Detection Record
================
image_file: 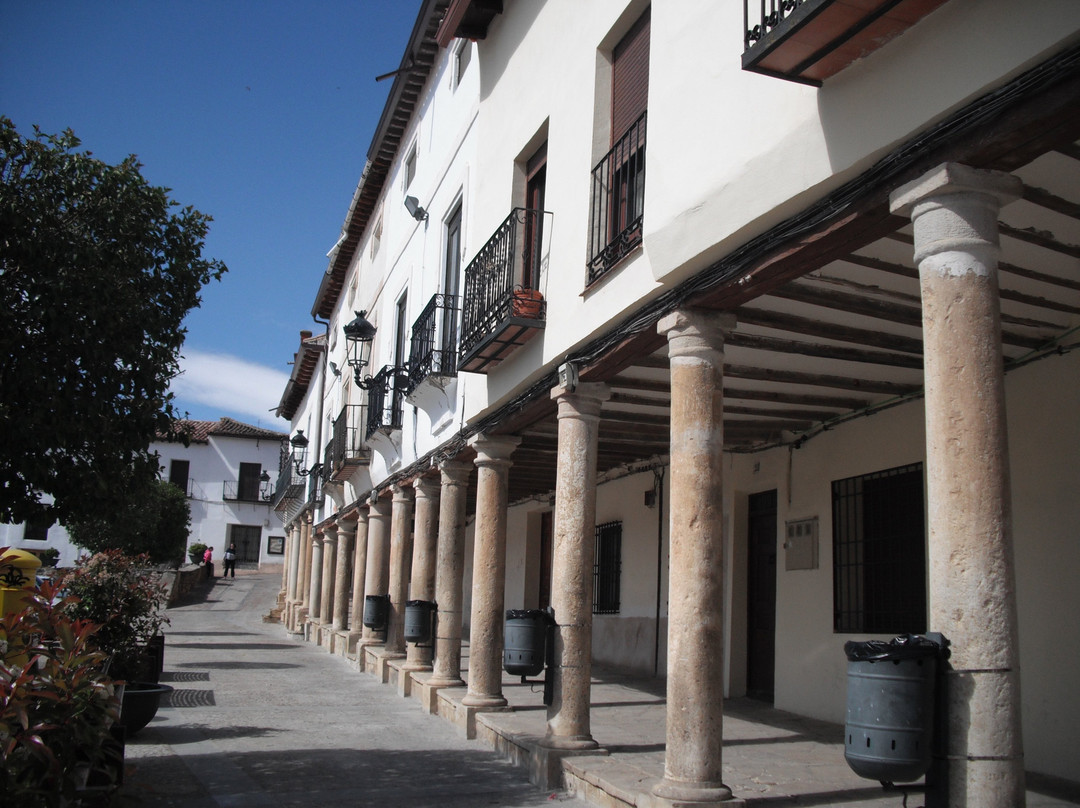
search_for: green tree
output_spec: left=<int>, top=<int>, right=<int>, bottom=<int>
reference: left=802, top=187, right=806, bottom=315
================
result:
left=66, top=478, right=192, bottom=566
left=0, top=118, right=226, bottom=527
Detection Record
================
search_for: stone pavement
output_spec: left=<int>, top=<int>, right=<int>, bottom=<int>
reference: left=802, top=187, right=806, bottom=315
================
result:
left=123, top=573, right=1080, bottom=808
left=118, top=572, right=588, bottom=807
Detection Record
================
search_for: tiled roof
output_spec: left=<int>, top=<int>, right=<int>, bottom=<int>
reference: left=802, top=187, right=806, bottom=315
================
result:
left=161, top=418, right=287, bottom=445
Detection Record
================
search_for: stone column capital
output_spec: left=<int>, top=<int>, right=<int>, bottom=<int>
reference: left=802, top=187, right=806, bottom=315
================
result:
left=658, top=309, right=736, bottom=364
left=468, top=433, right=520, bottom=469
left=391, top=482, right=415, bottom=504
left=438, top=459, right=473, bottom=487
left=551, top=382, right=610, bottom=422
left=413, top=474, right=440, bottom=501
left=335, top=516, right=356, bottom=537
left=369, top=494, right=393, bottom=518
left=890, top=162, right=1022, bottom=266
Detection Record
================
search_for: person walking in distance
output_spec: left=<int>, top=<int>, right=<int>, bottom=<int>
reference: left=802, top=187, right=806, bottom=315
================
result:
left=223, top=543, right=237, bottom=578
left=203, top=545, right=214, bottom=578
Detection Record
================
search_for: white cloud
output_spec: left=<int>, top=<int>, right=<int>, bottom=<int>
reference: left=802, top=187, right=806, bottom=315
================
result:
left=171, top=349, right=290, bottom=427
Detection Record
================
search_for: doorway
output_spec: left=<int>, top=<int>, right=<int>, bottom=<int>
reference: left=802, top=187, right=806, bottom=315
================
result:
left=746, top=489, right=777, bottom=702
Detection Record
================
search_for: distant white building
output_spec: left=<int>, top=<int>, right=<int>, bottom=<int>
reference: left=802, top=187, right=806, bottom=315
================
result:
left=1, top=417, right=289, bottom=569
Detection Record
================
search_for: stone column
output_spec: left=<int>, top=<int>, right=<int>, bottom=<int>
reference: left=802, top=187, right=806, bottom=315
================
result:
left=384, top=483, right=415, bottom=658
left=278, top=530, right=290, bottom=605
left=350, top=507, right=370, bottom=636
left=361, top=495, right=392, bottom=645
left=462, top=434, right=520, bottom=708
left=333, top=515, right=355, bottom=632
left=890, top=163, right=1024, bottom=808
left=654, top=309, right=738, bottom=806
left=308, top=530, right=324, bottom=622
left=429, top=459, right=473, bottom=687
left=297, top=516, right=314, bottom=630
left=319, top=523, right=338, bottom=625
left=544, top=382, right=610, bottom=750
left=404, top=474, right=439, bottom=671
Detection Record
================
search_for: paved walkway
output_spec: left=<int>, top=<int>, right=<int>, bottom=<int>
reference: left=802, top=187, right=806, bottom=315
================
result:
left=123, top=573, right=1080, bottom=808
left=119, top=572, right=588, bottom=807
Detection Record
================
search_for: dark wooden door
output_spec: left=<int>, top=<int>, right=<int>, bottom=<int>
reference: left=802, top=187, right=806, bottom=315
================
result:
left=747, top=489, right=777, bottom=702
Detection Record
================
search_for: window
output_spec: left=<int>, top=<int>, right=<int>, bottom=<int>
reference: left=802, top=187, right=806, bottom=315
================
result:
left=404, top=142, right=417, bottom=189
left=833, top=463, right=926, bottom=634
left=169, top=459, right=190, bottom=495
left=237, top=462, right=262, bottom=502
left=371, top=216, right=382, bottom=258
left=454, top=40, right=472, bottom=88
left=227, top=524, right=262, bottom=563
left=588, top=9, right=649, bottom=283
left=593, top=520, right=622, bottom=614
left=23, top=515, right=51, bottom=542
left=523, top=143, right=547, bottom=290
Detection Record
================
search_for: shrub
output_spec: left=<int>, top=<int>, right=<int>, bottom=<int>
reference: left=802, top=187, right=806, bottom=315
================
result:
left=0, top=581, right=121, bottom=807
left=57, top=551, right=169, bottom=682
left=29, top=547, right=60, bottom=567
left=187, top=542, right=208, bottom=565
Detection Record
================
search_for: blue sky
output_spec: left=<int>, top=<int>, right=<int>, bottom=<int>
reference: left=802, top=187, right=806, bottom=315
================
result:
left=1, top=0, right=421, bottom=430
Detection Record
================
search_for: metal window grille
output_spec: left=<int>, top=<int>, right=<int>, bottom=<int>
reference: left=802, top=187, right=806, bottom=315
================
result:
left=593, top=520, right=622, bottom=615
left=407, top=293, right=459, bottom=393
left=832, top=463, right=926, bottom=634
left=588, top=112, right=647, bottom=284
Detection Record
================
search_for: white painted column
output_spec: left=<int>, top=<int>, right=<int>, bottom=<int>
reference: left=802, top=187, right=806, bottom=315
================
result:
left=891, top=162, right=1024, bottom=808
left=429, top=459, right=472, bottom=687
left=544, top=382, right=610, bottom=750
left=462, top=434, right=520, bottom=708
left=653, top=309, right=739, bottom=806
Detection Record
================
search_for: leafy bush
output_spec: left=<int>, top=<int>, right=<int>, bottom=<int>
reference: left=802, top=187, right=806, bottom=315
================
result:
left=1, top=581, right=121, bottom=807
left=29, top=547, right=60, bottom=567
left=57, top=551, right=169, bottom=682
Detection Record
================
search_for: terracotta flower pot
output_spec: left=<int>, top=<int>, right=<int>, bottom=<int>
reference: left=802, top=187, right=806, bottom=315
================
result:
left=512, top=288, right=543, bottom=318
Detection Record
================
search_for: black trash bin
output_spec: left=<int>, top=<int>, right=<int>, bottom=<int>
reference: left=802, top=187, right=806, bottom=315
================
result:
left=844, top=634, right=943, bottom=784
left=363, top=594, right=390, bottom=630
left=404, top=599, right=436, bottom=643
left=504, top=609, right=551, bottom=677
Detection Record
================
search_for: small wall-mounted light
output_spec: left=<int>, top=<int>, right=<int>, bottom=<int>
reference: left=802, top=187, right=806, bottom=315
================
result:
left=328, top=361, right=342, bottom=378
left=404, top=195, right=428, bottom=222
left=557, top=361, right=579, bottom=392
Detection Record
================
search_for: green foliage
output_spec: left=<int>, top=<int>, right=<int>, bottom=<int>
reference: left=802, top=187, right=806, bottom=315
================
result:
left=67, top=479, right=191, bottom=566
left=1, top=581, right=121, bottom=807
left=0, top=117, right=227, bottom=528
left=28, top=547, right=60, bottom=567
left=187, top=542, right=208, bottom=565
left=57, top=551, right=169, bottom=682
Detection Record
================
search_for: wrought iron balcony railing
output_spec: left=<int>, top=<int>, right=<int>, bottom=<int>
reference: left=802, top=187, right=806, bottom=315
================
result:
left=407, top=294, right=459, bottom=394
left=330, top=404, right=370, bottom=480
left=458, top=208, right=548, bottom=374
left=365, top=365, right=410, bottom=440
left=588, top=112, right=646, bottom=285
left=223, top=479, right=263, bottom=503
left=272, top=449, right=304, bottom=511
left=742, top=0, right=950, bottom=85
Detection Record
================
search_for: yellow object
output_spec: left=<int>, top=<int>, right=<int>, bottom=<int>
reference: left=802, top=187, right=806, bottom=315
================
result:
left=0, top=547, right=42, bottom=617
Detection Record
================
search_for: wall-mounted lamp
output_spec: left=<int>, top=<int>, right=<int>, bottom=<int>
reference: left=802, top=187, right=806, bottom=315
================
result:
left=259, top=470, right=274, bottom=501
left=404, top=195, right=428, bottom=222
left=343, top=311, right=378, bottom=389
left=328, top=361, right=342, bottom=378
left=557, top=361, right=579, bottom=392
left=290, top=431, right=315, bottom=476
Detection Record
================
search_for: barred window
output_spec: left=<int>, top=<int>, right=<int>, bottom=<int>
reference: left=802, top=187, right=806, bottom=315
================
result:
left=833, top=463, right=926, bottom=634
left=593, top=520, right=622, bottom=615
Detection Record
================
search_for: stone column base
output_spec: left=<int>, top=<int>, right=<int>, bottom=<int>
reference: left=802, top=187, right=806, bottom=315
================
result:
left=412, top=671, right=463, bottom=715
left=649, top=780, right=744, bottom=808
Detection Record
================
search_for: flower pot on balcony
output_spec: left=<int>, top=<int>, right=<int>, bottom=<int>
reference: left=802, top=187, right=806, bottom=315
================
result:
left=512, top=288, right=543, bottom=319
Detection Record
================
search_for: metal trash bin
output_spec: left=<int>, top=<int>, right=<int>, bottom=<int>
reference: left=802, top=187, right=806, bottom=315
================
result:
left=504, top=609, right=551, bottom=677
left=844, top=634, right=943, bottom=784
left=362, top=594, right=390, bottom=630
left=404, top=599, right=436, bottom=643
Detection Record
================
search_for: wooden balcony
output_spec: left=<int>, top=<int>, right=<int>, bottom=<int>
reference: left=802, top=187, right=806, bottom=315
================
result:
left=743, top=0, right=951, bottom=86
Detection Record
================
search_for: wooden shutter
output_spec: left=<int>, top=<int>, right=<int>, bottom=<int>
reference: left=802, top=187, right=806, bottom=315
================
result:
left=611, top=9, right=650, bottom=142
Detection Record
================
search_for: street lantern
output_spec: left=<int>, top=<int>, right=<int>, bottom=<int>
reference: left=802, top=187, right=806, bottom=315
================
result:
left=259, top=470, right=273, bottom=501
left=343, top=310, right=377, bottom=389
left=290, top=430, right=310, bottom=476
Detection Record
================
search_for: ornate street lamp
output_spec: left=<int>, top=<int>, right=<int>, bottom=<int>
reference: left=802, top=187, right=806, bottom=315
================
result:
left=290, top=430, right=312, bottom=476
left=343, top=310, right=377, bottom=389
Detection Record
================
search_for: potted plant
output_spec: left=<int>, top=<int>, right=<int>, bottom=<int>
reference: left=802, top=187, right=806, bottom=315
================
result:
left=30, top=546, right=61, bottom=568
left=57, top=551, right=173, bottom=734
left=511, top=286, right=544, bottom=319
left=187, top=542, right=207, bottom=566
left=0, top=580, right=123, bottom=805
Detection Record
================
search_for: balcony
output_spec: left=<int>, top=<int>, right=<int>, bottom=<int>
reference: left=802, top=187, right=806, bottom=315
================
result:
left=406, top=294, right=459, bottom=395
left=329, top=404, right=370, bottom=481
left=588, top=112, right=646, bottom=285
left=223, top=479, right=264, bottom=503
left=272, top=450, right=304, bottom=513
left=459, top=208, right=549, bottom=374
left=742, top=0, right=950, bottom=86
left=365, top=365, right=410, bottom=440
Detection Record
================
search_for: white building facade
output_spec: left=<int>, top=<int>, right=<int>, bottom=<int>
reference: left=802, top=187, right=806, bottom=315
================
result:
left=277, top=1, right=1080, bottom=802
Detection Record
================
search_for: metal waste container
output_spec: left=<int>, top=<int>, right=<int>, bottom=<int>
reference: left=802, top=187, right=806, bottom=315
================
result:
left=362, top=594, right=390, bottom=630
left=404, top=599, right=436, bottom=643
left=844, top=634, right=943, bottom=784
left=504, top=609, right=551, bottom=677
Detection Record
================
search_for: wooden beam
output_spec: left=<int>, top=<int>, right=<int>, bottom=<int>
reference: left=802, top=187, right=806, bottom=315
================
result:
left=735, top=305, right=924, bottom=354
left=726, top=331, right=923, bottom=369
left=726, top=364, right=919, bottom=396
